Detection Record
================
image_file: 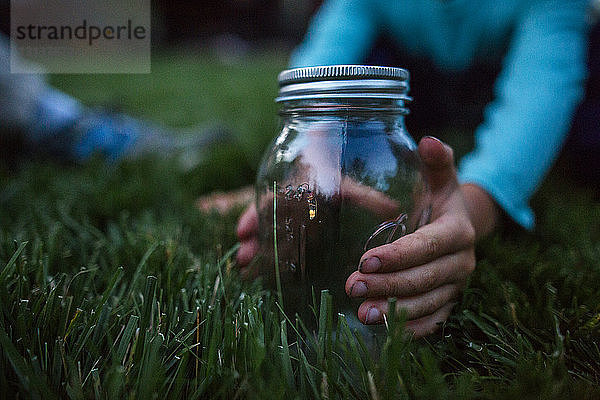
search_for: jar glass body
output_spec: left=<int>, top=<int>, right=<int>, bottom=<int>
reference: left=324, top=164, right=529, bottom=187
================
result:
left=256, top=98, right=430, bottom=323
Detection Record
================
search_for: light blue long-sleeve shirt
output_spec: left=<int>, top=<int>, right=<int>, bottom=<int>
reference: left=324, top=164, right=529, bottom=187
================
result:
left=290, top=0, right=590, bottom=229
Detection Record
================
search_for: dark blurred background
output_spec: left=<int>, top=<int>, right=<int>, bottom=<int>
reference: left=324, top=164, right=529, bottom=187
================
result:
left=0, top=0, right=323, bottom=50
left=156, top=0, right=321, bottom=44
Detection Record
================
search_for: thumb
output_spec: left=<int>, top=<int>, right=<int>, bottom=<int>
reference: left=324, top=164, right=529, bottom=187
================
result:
left=418, top=136, right=458, bottom=193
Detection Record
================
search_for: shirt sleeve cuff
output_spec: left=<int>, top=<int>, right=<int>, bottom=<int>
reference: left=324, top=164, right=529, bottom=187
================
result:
left=458, top=170, right=535, bottom=231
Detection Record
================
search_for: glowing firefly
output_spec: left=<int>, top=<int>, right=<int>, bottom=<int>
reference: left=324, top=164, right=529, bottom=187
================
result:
left=306, top=190, right=317, bottom=220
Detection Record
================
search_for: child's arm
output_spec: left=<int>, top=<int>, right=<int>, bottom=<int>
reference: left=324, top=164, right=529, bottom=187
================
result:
left=289, top=0, right=379, bottom=67
left=458, top=0, right=589, bottom=229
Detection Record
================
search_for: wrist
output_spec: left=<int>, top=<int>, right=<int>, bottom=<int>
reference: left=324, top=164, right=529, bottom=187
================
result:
left=460, top=183, right=500, bottom=240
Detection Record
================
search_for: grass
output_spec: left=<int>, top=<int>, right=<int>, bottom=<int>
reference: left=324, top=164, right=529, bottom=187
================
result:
left=1, top=50, right=600, bottom=398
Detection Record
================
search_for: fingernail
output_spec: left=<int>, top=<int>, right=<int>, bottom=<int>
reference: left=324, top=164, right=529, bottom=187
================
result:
left=350, top=281, right=368, bottom=297
left=365, top=307, right=381, bottom=324
left=359, top=257, right=381, bottom=273
left=423, top=135, right=445, bottom=147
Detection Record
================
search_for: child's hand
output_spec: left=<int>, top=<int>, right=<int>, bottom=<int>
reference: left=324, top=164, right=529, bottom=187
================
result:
left=344, top=137, right=483, bottom=337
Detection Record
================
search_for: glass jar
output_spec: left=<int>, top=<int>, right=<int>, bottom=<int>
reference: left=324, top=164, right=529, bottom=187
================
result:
left=256, top=65, right=430, bottom=327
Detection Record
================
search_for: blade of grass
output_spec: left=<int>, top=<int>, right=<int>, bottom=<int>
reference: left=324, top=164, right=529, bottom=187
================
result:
left=117, top=315, right=139, bottom=365
left=280, top=319, right=295, bottom=388
left=0, top=241, right=28, bottom=283
left=0, top=325, right=58, bottom=400
left=273, top=181, right=284, bottom=309
left=317, top=290, right=333, bottom=366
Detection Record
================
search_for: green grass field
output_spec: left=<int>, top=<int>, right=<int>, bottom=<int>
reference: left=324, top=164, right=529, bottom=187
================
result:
left=1, top=51, right=600, bottom=398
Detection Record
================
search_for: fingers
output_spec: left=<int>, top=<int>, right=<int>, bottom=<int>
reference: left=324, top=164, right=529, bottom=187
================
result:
left=236, top=205, right=259, bottom=269
left=196, top=186, right=254, bottom=214
left=405, top=302, right=455, bottom=338
left=236, top=204, right=258, bottom=240
left=357, top=284, right=460, bottom=322
left=359, top=214, right=475, bottom=273
left=347, top=250, right=475, bottom=298
left=236, top=237, right=259, bottom=267
left=417, top=136, right=457, bottom=194
left=358, top=298, right=457, bottom=338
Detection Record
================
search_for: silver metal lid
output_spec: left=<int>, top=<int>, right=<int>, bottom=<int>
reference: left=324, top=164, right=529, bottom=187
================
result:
left=276, top=65, right=410, bottom=103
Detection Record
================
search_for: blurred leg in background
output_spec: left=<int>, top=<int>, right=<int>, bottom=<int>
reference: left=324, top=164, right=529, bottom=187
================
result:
left=0, top=32, right=228, bottom=167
